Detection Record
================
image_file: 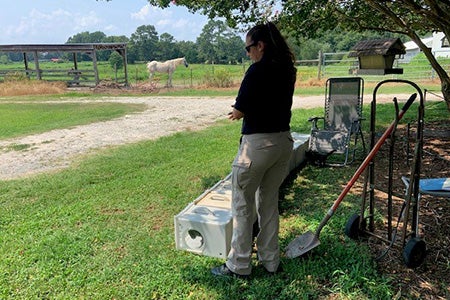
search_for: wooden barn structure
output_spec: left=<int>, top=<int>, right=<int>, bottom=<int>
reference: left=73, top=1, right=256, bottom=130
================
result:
left=0, top=43, right=128, bottom=86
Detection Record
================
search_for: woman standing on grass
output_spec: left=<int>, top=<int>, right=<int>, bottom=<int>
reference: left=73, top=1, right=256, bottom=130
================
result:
left=211, top=22, right=297, bottom=278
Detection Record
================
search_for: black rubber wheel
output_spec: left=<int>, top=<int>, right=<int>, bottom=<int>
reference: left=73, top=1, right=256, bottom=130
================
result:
left=344, top=214, right=364, bottom=239
left=403, top=237, right=426, bottom=268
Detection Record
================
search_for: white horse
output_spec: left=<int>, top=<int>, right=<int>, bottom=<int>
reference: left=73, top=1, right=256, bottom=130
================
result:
left=146, top=57, right=188, bottom=87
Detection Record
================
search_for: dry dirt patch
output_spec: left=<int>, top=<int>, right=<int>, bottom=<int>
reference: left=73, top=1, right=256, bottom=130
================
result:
left=367, top=121, right=450, bottom=299
left=0, top=95, right=334, bottom=180
left=0, top=94, right=438, bottom=180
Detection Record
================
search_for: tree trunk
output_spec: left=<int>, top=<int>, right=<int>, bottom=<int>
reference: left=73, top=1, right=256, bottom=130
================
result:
left=441, top=79, right=450, bottom=111
left=409, top=34, right=450, bottom=111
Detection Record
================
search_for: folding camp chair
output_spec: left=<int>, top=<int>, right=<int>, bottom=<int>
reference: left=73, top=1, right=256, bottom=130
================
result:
left=308, top=77, right=366, bottom=166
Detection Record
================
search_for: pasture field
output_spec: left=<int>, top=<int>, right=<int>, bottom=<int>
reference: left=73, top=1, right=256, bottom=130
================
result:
left=0, top=60, right=249, bottom=88
left=1, top=57, right=447, bottom=93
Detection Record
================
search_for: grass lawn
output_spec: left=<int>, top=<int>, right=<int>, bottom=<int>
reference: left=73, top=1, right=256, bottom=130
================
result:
left=0, top=102, right=146, bottom=139
left=0, top=88, right=448, bottom=298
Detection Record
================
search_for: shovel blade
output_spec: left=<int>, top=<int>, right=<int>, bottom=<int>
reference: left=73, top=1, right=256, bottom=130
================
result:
left=285, top=231, right=320, bottom=258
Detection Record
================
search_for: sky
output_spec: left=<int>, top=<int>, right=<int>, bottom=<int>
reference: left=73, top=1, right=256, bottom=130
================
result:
left=0, top=0, right=210, bottom=44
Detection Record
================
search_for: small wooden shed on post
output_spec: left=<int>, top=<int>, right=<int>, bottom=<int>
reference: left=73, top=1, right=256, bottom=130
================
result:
left=349, top=38, right=406, bottom=75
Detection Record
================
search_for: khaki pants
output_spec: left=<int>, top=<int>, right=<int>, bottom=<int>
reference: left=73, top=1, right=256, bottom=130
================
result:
left=226, top=131, right=293, bottom=275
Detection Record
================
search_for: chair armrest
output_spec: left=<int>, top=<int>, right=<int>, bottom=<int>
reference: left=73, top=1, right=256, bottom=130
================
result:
left=308, top=116, right=324, bottom=130
left=350, top=117, right=365, bottom=128
left=350, top=117, right=365, bottom=122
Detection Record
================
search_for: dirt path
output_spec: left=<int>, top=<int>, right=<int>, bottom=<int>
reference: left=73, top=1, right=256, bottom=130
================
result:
left=0, top=94, right=435, bottom=180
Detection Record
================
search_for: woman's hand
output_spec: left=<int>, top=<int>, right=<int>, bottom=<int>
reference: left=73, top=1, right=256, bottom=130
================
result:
left=228, top=108, right=244, bottom=120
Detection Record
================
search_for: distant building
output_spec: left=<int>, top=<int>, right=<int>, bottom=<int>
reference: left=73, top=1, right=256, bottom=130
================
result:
left=431, top=32, right=450, bottom=58
left=403, top=32, right=450, bottom=62
left=403, top=37, right=433, bottom=62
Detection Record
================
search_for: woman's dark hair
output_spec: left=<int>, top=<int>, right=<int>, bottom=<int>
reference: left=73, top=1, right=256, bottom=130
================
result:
left=247, top=22, right=296, bottom=66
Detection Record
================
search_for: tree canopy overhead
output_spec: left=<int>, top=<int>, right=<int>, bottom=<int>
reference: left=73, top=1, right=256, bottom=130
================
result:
left=142, top=0, right=450, bottom=109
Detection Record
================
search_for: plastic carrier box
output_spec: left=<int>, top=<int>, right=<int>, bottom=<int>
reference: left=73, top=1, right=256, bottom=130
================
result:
left=174, top=133, right=310, bottom=258
left=174, top=174, right=233, bottom=259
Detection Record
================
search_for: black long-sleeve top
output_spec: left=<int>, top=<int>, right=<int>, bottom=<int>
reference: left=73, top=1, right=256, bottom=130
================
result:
left=233, top=56, right=296, bottom=134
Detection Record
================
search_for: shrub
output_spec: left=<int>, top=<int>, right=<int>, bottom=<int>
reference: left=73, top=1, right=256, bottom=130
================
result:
left=203, top=69, right=233, bottom=88
left=4, top=71, right=29, bottom=82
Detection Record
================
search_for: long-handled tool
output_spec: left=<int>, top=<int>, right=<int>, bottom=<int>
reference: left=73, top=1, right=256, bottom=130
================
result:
left=285, top=93, right=417, bottom=258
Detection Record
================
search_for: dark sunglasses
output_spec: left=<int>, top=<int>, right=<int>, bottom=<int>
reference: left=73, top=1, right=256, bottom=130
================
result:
left=245, top=42, right=257, bottom=52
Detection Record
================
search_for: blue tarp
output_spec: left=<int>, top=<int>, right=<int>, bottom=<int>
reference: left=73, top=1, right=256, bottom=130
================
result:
left=419, top=178, right=450, bottom=192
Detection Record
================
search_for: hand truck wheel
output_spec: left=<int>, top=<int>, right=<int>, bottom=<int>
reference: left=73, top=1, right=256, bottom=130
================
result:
left=403, top=237, right=426, bottom=268
left=345, top=214, right=366, bottom=239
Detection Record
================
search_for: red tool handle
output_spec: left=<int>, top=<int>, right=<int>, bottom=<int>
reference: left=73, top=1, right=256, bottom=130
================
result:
left=330, top=93, right=417, bottom=211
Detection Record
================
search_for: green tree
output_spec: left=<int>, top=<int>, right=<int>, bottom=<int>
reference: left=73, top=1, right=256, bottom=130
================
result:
left=143, top=0, right=450, bottom=110
left=103, top=35, right=129, bottom=43
left=318, top=29, right=399, bottom=53
left=220, top=35, right=246, bottom=64
left=158, top=33, right=180, bottom=59
left=291, top=37, right=331, bottom=61
left=66, top=31, right=108, bottom=61
left=109, top=51, right=124, bottom=70
left=176, top=40, right=199, bottom=63
left=108, top=51, right=124, bottom=80
left=129, top=25, right=159, bottom=62
left=196, top=20, right=220, bottom=63
left=67, top=31, right=107, bottom=43
left=98, top=35, right=130, bottom=62
left=196, top=19, right=245, bottom=64
left=0, top=55, right=10, bottom=64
